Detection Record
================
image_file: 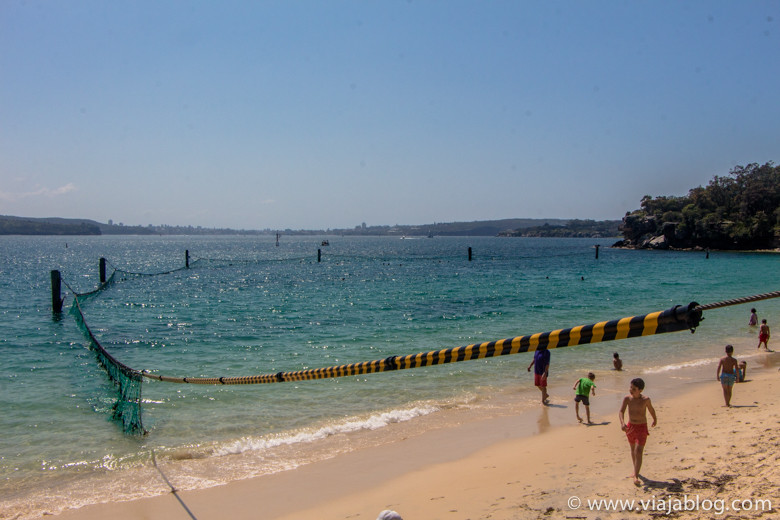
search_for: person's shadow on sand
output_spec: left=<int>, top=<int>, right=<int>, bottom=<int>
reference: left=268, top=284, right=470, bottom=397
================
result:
left=583, top=421, right=610, bottom=427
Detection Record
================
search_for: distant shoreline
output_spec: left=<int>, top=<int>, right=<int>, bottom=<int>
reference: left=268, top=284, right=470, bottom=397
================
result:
left=0, top=214, right=618, bottom=238
left=611, top=244, right=780, bottom=254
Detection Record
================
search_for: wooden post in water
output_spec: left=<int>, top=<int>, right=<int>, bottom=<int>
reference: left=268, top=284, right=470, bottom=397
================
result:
left=99, top=257, right=107, bottom=284
left=468, top=247, right=472, bottom=261
left=318, top=249, right=322, bottom=262
left=706, top=248, right=710, bottom=259
left=185, top=250, right=190, bottom=268
left=595, top=245, right=600, bottom=259
left=51, top=270, right=63, bottom=313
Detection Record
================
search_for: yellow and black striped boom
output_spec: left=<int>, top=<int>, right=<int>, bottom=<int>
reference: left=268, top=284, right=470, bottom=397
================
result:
left=142, top=301, right=703, bottom=385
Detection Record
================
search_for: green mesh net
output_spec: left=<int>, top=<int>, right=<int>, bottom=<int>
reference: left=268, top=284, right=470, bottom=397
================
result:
left=69, top=272, right=146, bottom=435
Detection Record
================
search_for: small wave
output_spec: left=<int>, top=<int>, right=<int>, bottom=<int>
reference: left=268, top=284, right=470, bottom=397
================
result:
left=213, top=405, right=438, bottom=457
left=730, top=350, right=768, bottom=361
left=642, top=358, right=715, bottom=374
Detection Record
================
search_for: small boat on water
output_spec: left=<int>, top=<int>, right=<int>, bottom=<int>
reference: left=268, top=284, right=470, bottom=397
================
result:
left=321, top=240, right=330, bottom=246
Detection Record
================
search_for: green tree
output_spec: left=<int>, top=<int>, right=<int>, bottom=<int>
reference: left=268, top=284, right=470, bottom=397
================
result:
left=625, top=161, right=779, bottom=249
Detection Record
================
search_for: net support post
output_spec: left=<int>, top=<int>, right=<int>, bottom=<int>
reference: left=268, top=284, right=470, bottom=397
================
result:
left=468, top=247, right=472, bottom=261
left=99, top=258, right=107, bottom=284
left=51, top=270, right=63, bottom=313
left=185, top=250, right=190, bottom=269
left=318, top=249, right=321, bottom=262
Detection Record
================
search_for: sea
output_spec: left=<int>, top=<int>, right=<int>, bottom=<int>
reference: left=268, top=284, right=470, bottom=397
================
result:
left=1, top=235, right=778, bottom=519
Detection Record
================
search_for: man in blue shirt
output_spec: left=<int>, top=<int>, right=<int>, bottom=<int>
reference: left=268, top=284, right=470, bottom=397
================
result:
left=527, top=348, right=551, bottom=404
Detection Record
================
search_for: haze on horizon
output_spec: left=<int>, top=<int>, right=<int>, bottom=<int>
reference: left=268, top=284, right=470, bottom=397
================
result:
left=2, top=1, right=778, bottom=231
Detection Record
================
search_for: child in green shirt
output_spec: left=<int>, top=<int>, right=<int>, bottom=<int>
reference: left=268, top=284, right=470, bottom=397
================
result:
left=573, top=372, right=596, bottom=424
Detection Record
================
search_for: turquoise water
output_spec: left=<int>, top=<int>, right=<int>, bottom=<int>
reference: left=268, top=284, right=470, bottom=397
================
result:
left=1, top=235, right=778, bottom=518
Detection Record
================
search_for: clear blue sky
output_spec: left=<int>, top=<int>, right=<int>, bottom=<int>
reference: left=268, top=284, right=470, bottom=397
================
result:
left=2, top=1, right=778, bottom=230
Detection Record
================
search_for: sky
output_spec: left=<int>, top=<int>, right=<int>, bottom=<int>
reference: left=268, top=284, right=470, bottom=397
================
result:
left=1, top=1, right=778, bottom=231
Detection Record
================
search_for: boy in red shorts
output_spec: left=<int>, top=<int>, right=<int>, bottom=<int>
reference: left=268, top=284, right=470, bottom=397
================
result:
left=619, top=378, right=657, bottom=486
left=527, top=348, right=551, bottom=404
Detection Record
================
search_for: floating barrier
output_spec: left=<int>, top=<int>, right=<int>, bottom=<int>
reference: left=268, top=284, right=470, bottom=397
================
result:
left=141, top=302, right=703, bottom=385
left=54, top=252, right=780, bottom=435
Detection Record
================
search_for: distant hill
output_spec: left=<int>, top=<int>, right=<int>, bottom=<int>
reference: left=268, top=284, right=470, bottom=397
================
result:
left=497, top=219, right=621, bottom=238
left=332, top=218, right=571, bottom=237
left=0, top=215, right=102, bottom=235
left=0, top=216, right=263, bottom=236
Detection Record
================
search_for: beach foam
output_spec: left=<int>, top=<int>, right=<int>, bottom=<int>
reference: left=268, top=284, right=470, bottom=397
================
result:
left=212, top=404, right=439, bottom=457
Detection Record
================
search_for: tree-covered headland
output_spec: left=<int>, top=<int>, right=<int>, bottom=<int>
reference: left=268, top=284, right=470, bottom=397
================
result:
left=615, top=162, right=780, bottom=250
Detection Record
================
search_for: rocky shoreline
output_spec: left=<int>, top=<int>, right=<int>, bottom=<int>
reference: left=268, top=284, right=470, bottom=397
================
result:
left=612, top=213, right=780, bottom=251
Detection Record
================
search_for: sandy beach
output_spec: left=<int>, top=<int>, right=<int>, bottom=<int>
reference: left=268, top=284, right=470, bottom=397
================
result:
left=51, top=349, right=779, bottom=520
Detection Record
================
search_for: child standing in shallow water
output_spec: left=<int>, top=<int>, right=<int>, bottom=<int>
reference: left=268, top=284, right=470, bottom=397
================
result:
left=757, top=319, right=770, bottom=351
left=619, top=378, right=657, bottom=487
